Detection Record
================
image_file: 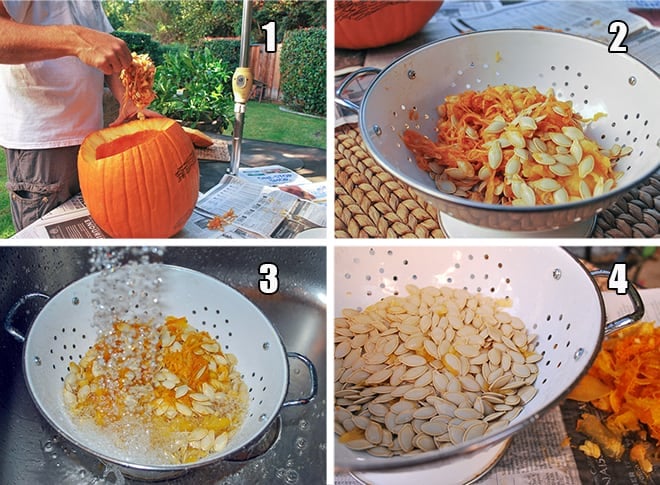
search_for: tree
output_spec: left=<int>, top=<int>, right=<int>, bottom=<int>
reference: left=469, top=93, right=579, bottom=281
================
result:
left=104, top=0, right=326, bottom=45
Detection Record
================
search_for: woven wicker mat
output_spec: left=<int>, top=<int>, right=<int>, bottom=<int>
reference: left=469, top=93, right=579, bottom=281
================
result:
left=335, top=124, right=660, bottom=239
left=195, top=140, right=230, bottom=162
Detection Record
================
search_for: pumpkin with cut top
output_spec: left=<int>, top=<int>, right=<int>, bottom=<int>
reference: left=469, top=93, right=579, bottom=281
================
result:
left=78, top=118, right=199, bottom=238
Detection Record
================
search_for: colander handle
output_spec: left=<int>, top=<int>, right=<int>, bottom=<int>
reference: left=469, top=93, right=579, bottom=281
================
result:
left=282, top=352, right=318, bottom=408
left=4, top=292, right=50, bottom=343
left=335, top=67, right=381, bottom=112
left=590, top=269, right=645, bottom=335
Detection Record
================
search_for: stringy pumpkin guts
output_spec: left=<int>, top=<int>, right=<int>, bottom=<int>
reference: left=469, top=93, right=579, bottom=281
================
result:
left=120, top=52, right=157, bottom=121
left=568, top=321, right=660, bottom=473
left=403, top=85, right=629, bottom=206
left=62, top=316, right=249, bottom=464
left=207, top=209, right=237, bottom=231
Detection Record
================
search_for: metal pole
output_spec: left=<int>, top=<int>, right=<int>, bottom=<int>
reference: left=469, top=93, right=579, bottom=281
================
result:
left=229, top=0, right=254, bottom=176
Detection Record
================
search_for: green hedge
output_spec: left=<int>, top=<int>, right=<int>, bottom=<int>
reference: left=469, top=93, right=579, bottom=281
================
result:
left=280, top=28, right=326, bottom=117
left=112, top=31, right=165, bottom=65
left=150, top=47, right=233, bottom=132
left=202, top=39, right=241, bottom=71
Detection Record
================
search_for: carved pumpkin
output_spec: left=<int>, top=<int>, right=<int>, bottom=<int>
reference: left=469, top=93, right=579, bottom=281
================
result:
left=335, top=1, right=443, bottom=50
left=78, top=118, right=199, bottom=238
left=182, top=126, right=214, bottom=148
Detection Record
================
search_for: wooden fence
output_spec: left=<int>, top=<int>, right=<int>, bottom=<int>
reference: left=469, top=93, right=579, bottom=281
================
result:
left=249, top=43, right=282, bottom=102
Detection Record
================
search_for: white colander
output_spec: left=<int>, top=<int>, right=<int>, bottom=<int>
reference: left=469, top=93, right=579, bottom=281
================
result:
left=5, top=265, right=317, bottom=480
left=336, top=29, right=660, bottom=237
left=334, top=246, right=643, bottom=476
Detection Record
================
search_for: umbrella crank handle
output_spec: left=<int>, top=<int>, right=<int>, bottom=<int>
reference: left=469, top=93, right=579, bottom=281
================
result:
left=590, top=269, right=645, bottom=336
left=232, top=67, right=253, bottom=104
left=4, top=292, right=49, bottom=343
left=282, top=352, right=318, bottom=408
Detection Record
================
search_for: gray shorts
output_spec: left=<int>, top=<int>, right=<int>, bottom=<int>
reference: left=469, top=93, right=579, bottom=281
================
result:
left=5, top=145, right=81, bottom=231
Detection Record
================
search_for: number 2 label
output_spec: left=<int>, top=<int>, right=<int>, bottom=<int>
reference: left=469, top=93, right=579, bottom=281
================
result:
left=608, top=20, right=629, bottom=53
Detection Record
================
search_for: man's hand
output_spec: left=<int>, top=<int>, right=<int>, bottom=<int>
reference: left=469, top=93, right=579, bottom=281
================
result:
left=72, top=26, right=132, bottom=75
left=110, top=106, right=162, bottom=127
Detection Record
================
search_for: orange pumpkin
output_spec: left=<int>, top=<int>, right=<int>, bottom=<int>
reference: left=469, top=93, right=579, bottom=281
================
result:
left=182, top=126, right=214, bottom=148
left=335, top=1, right=443, bottom=50
left=78, top=118, right=199, bottom=238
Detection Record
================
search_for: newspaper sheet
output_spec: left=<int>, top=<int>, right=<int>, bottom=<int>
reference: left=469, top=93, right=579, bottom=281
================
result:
left=12, top=174, right=326, bottom=240
left=336, top=288, right=660, bottom=484
left=452, top=0, right=660, bottom=70
left=238, top=165, right=328, bottom=204
left=11, top=195, right=108, bottom=239
left=335, top=0, right=660, bottom=127
left=178, top=174, right=326, bottom=239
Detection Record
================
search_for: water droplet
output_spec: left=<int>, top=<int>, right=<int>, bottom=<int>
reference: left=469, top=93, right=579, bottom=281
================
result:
left=262, top=342, right=270, bottom=350
left=298, top=419, right=309, bottom=431
left=43, top=441, right=54, bottom=453
left=284, top=469, right=299, bottom=484
left=295, top=437, right=307, bottom=450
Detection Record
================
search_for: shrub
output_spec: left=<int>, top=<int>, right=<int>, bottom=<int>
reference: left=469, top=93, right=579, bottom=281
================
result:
left=150, top=47, right=234, bottom=132
left=202, top=39, right=241, bottom=71
left=202, top=39, right=241, bottom=92
left=112, top=31, right=165, bottom=65
left=279, top=28, right=326, bottom=117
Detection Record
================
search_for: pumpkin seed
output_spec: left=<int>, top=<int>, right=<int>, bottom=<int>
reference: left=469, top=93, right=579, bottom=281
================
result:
left=532, top=152, right=556, bottom=166
left=485, top=120, right=507, bottom=133
left=570, top=139, right=583, bottom=163
left=548, top=132, right=572, bottom=147
left=335, top=284, right=540, bottom=457
left=578, top=155, right=595, bottom=178
left=488, top=141, right=503, bottom=169
left=532, top=178, right=561, bottom=192
left=562, top=126, right=585, bottom=141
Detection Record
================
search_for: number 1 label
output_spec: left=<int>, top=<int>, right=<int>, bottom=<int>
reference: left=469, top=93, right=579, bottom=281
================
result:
left=262, top=21, right=277, bottom=53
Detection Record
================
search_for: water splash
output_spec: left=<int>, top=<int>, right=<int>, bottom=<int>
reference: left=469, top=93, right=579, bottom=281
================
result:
left=87, top=247, right=167, bottom=331
left=88, top=247, right=165, bottom=273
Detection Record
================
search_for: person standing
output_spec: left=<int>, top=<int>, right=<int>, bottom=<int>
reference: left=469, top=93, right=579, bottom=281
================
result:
left=0, top=0, right=154, bottom=231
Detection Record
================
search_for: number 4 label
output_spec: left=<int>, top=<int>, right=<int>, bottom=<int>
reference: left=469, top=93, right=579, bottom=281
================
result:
left=608, top=262, right=629, bottom=295
left=259, top=263, right=279, bottom=294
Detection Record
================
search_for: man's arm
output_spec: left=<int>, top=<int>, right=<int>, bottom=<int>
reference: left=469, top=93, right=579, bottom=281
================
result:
left=105, top=72, right=162, bottom=126
left=0, top=4, right=131, bottom=74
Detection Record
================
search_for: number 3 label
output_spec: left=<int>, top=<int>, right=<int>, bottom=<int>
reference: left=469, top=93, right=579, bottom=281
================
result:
left=608, top=20, right=629, bottom=53
left=608, top=262, right=629, bottom=295
left=259, top=263, right=279, bottom=294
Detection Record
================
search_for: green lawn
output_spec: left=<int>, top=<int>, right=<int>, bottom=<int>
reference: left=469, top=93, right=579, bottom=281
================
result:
left=0, top=102, right=326, bottom=238
left=242, top=101, right=325, bottom=149
left=0, top=150, right=13, bottom=238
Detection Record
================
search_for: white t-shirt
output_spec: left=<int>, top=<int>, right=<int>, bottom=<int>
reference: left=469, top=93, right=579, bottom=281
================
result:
left=0, top=1, right=114, bottom=149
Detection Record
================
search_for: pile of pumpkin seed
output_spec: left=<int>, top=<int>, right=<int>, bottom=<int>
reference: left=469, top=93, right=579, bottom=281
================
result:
left=335, top=285, right=542, bottom=457
left=425, top=87, right=631, bottom=206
